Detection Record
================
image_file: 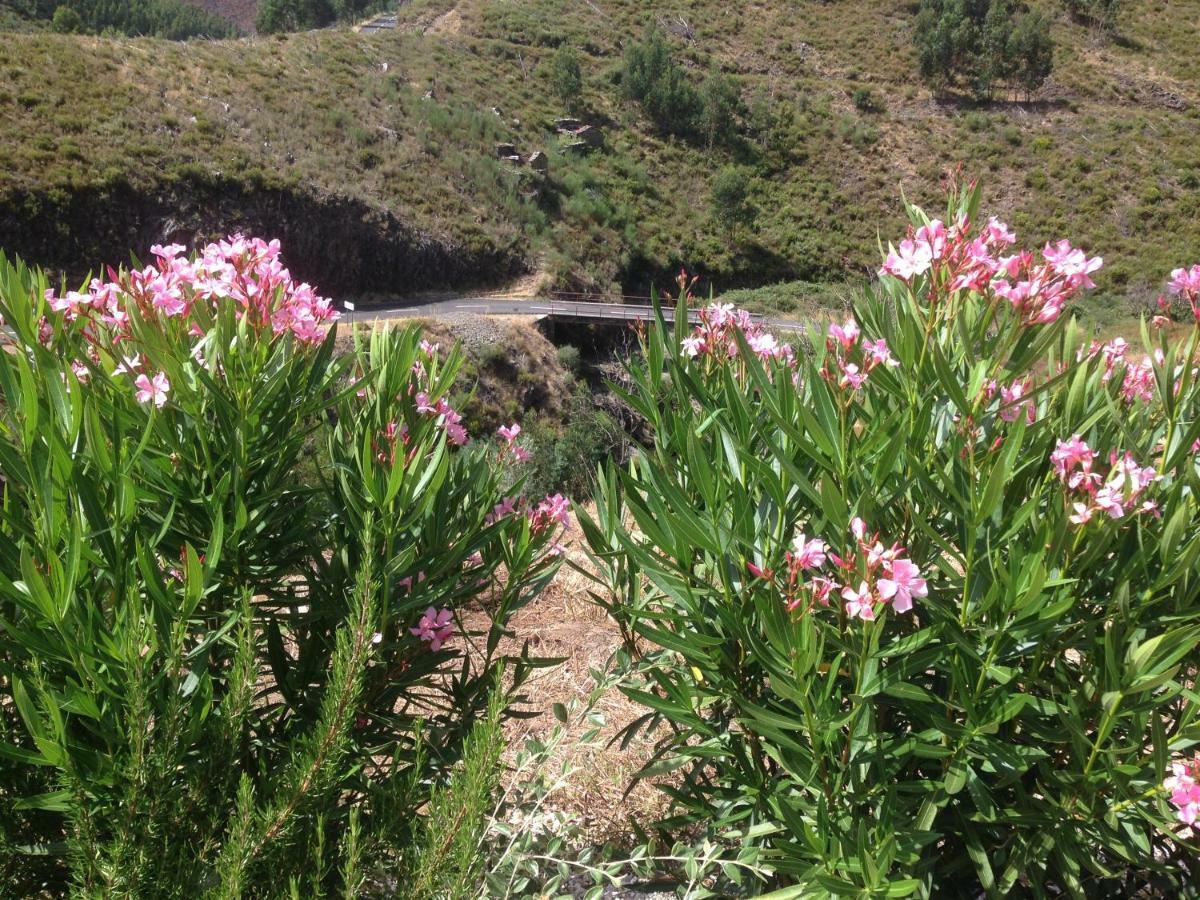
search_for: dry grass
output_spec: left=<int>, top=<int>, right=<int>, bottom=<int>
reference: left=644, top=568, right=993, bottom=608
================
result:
left=466, top=507, right=671, bottom=846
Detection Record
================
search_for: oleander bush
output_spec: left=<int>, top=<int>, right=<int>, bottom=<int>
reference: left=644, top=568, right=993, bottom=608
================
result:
left=0, top=239, right=566, bottom=896
left=578, top=182, right=1200, bottom=895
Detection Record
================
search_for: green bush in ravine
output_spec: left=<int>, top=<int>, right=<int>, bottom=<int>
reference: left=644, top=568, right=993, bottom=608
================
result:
left=577, top=183, right=1200, bottom=895
left=0, top=239, right=567, bottom=896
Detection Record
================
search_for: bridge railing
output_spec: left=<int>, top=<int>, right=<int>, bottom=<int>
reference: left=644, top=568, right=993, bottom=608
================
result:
left=538, top=295, right=766, bottom=326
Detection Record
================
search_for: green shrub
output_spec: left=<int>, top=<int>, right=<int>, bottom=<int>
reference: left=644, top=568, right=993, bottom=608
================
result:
left=49, top=5, right=81, bottom=33
left=851, top=86, right=880, bottom=113
left=524, top=393, right=625, bottom=499
left=555, top=343, right=582, bottom=375
left=0, top=240, right=565, bottom=895
left=548, top=44, right=583, bottom=110
left=699, top=66, right=743, bottom=148
left=620, top=27, right=701, bottom=138
left=577, top=183, right=1200, bottom=894
left=710, top=165, right=754, bottom=229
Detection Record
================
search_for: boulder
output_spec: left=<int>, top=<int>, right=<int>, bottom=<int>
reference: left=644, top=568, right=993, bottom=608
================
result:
left=573, top=125, right=603, bottom=147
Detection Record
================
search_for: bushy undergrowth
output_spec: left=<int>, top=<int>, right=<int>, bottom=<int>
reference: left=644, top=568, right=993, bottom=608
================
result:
left=0, top=239, right=567, bottom=896
left=578, top=183, right=1200, bottom=895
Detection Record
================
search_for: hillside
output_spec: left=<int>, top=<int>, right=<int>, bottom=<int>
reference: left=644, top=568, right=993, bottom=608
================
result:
left=0, top=0, right=1198, bottom=305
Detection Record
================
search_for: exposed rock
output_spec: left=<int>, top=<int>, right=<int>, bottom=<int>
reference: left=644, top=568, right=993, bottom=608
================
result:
left=554, top=117, right=583, bottom=131
left=0, top=176, right=523, bottom=298
left=527, top=150, right=549, bottom=173
left=572, top=125, right=603, bottom=147
left=495, top=142, right=518, bottom=158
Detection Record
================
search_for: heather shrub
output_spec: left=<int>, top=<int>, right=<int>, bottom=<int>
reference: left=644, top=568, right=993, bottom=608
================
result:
left=578, top=182, right=1200, bottom=894
left=0, top=239, right=565, bottom=895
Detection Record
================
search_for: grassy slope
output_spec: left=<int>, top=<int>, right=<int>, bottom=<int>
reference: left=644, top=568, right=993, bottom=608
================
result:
left=0, top=0, right=1198, bottom=305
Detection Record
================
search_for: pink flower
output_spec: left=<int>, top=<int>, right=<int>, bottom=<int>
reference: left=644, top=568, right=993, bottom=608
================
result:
left=135, top=371, right=170, bottom=408
left=914, top=220, right=948, bottom=259
left=1050, top=435, right=1095, bottom=485
left=748, top=332, right=781, bottom=359
left=837, top=362, right=866, bottom=390
left=850, top=517, right=867, bottom=543
left=151, top=242, right=186, bottom=260
left=809, top=576, right=837, bottom=607
left=882, top=238, right=934, bottom=280
left=791, top=533, right=827, bottom=570
left=1165, top=755, right=1200, bottom=826
left=435, top=399, right=469, bottom=446
left=497, top=423, right=521, bottom=443
left=1043, top=239, right=1103, bottom=289
left=985, top=217, right=1016, bottom=246
left=486, top=496, right=517, bottom=524
left=828, top=319, right=860, bottom=350
left=681, top=334, right=705, bottom=357
left=998, top=381, right=1036, bottom=424
left=842, top=581, right=875, bottom=621
left=410, top=607, right=454, bottom=652
left=877, top=557, right=926, bottom=614
left=862, top=339, right=898, bottom=369
left=1168, top=264, right=1200, bottom=299
left=530, top=493, right=571, bottom=533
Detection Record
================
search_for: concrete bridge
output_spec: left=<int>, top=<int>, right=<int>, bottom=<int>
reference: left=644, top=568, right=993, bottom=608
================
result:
left=339, top=296, right=804, bottom=332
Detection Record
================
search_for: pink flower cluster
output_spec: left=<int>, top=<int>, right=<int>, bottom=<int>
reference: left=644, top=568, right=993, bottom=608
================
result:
left=44, top=236, right=339, bottom=409
left=1051, top=436, right=1160, bottom=524
left=410, top=606, right=453, bottom=652
left=681, top=302, right=795, bottom=367
left=1161, top=263, right=1200, bottom=323
left=415, top=391, right=468, bottom=446
left=47, top=237, right=338, bottom=345
left=880, top=214, right=1101, bottom=325
left=484, top=492, right=570, bottom=556
left=820, top=318, right=898, bottom=391
left=1166, top=755, right=1200, bottom=826
left=749, top=532, right=836, bottom=613
left=749, top=518, right=926, bottom=622
left=1079, top=338, right=1158, bottom=405
left=981, top=377, right=1036, bottom=425
left=529, top=492, right=570, bottom=533
left=496, top=423, right=531, bottom=463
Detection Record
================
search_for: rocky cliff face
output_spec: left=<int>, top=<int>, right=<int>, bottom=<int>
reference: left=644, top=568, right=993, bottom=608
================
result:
left=0, top=175, right=524, bottom=298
